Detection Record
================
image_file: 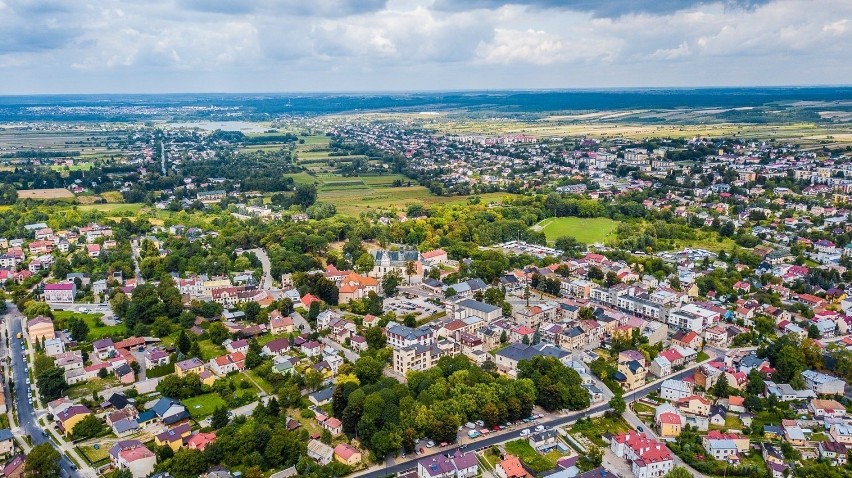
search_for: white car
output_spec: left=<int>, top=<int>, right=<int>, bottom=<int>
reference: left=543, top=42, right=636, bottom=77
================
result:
left=520, top=429, right=531, bottom=437
left=426, top=441, right=435, bottom=448
left=535, top=425, right=545, bottom=432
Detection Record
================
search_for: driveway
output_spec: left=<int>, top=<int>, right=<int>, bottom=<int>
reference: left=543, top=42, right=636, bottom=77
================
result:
left=320, top=337, right=360, bottom=362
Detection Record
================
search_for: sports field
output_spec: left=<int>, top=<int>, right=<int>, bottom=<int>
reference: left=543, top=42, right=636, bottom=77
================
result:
left=534, top=217, right=619, bottom=244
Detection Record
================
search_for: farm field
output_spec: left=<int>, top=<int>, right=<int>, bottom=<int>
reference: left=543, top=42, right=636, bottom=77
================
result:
left=317, top=174, right=516, bottom=216
left=76, top=203, right=145, bottom=215
left=534, top=217, right=619, bottom=245
left=17, top=188, right=75, bottom=199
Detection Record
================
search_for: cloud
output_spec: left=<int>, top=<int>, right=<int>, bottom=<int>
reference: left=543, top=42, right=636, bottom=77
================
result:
left=0, top=0, right=849, bottom=93
left=432, top=0, right=771, bottom=17
left=475, top=28, right=622, bottom=64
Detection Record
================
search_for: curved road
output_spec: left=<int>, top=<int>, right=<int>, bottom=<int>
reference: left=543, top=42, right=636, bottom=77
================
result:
left=5, top=302, right=84, bottom=478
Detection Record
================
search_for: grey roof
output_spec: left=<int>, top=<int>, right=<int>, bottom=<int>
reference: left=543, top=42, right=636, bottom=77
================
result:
left=457, top=299, right=501, bottom=314
left=496, top=343, right=568, bottom=363
left=309, top=387, right=334, bottom=403
left=0, top=429, right=13, bottom=441
left=113, top=418, right=139, bottom=434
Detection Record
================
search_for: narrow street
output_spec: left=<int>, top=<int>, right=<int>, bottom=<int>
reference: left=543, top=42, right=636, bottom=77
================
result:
left=5, top=302, right=91, bottom=478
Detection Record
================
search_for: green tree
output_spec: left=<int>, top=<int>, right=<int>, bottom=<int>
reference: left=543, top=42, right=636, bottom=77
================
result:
left=381, top=271, right=401, bottom=297
left=712, top=372, right=730, bottom=398
left=23, top=301, right=52, bottom=319
left=664, top=467, right=693, bottom=478
left=175, top=330, right=191, bottom=355
left=25, top=443, right=60, bottom=478
left=293, top=183, right=318, bottom=208
left=355, top=253, right=375, bottom=275
left=36, top=367, right=68, bottom=401
left=405, top=261, right=416, bottom=285
left=211, top=406, right=230, bottom=429
left=365, top=327, right=386, bottom=350
left=208, top=322, right=229, bottom=344
left=609, top=395, right=626, bottom=414
left=244, top=301, right=261, bottom=323
left=68, top=316, right=90, bottom=342
left=354, top=356, right=385, bottom=385
left=72, top=415, right=105, bottom=439
left=159, top=448, right=208, bottom=478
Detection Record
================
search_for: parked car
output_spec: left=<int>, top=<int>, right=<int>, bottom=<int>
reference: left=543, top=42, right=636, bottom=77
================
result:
left=426, top=441, right=435, bottom=448
left=520, top=429, right=531, bottom=437
left=465, top=422, right=476, bottom=430
left=475, top=420, right=484, bottom=427
left=467, top=430, right=481, bottom=439
left=535, top=425, right=545, bottom=432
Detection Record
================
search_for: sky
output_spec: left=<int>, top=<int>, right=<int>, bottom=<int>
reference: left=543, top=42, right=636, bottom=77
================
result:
left=1, top=0, right=850, bottom=94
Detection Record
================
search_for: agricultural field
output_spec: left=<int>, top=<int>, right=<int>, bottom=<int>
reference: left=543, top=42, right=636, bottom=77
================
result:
left=316, top=174, right=515, bottom=216
left=533, top=217, right=619, bottom=245
left=17, top=188, right=75, bottom=199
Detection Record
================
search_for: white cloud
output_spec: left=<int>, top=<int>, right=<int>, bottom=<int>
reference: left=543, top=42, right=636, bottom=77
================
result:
left=0, top=0, right=849, bottom=92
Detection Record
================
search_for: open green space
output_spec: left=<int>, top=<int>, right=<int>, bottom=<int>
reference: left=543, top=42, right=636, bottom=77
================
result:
left=52, top=311, right=125, bottom=341
left=76, top=203, right=145, bottom=215
left=504, top=439, right=559, bottom=473
left=78, top=444, right=111, bottom=466
left=569, top=415, right=630, bottom=447
left=535, top=217, right=619, bottom=245
left=183, top=393, right=228, bottom=418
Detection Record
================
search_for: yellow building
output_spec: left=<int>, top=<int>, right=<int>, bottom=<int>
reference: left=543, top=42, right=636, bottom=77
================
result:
left=155, top=423, right=192, bottom=451
left=26, top=316, right=56, bottom=343
left=57, top=405, right=91, bottom=436
left=616, top=360, right=646, bottom=391
left=174, top=357, right=205, bottom=378
left=334, top=444, right=362, bottom=466
left=656, top=411, right=684, bottom=438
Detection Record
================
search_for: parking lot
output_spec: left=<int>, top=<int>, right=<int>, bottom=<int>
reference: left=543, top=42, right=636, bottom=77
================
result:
left=383, top=295, right=444, bottom=319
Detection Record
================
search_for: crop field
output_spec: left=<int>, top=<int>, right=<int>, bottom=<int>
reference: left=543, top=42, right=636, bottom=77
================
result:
left=76, top=203, right=145, bottom=215
left=17, top=188, right=75, bottom=199
left=534, top=217, right=619, bottom=244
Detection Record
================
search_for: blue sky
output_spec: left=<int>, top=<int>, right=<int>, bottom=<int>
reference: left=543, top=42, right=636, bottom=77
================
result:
left=0, top=0, right=850, bottom=93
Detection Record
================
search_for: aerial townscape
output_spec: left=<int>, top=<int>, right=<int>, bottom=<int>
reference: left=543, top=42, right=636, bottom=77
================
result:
left=2, top=3, right=852, bottom=478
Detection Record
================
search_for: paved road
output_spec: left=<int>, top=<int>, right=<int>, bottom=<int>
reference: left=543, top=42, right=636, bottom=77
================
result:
left=245, top=248, right=274, bottom=290
left=6, top=302, right=85, bottom=478
left=130, top=239, right=145, bottom=285
left=320, top=337, right=360, bottom=362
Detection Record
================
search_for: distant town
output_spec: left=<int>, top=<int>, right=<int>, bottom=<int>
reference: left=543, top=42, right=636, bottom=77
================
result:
left=0, top=99, right=851, bottom=478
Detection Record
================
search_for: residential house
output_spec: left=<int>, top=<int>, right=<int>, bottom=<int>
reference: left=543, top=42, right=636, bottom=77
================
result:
left=210, top=352, right=246, bottom=376
left=660, top=379, right=694, bottom=401
left=801, top=370, right=846, bottom=396
left=0, top=429, right=15, bottom=457
left=495, top=454, right=527, bottom=478
left=614, top=360, right=646, bottom=392
left=155, top=423, right=192, bottom=451
left=610, top=432, right=674, bottom=478
left=418, top=451, right=479, bottom=478
left=809, top=399, right=846, bottom=418
left=334, top=444, right=362, bottom=466
left=174, top=357, right=205, bottom=377
left=187, top=432, right=217, bottom=452
left=307, top=439, right=334, bottom=465
left=110, top=440, right=157, bottom=478
left=150, top=397, right=189, bottom=425
left=56, top=405, right=92, bottom=435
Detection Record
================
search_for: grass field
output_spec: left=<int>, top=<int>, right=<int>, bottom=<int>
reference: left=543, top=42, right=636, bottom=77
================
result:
left=76, top=203, right=145, bottom=215
left=534, top=217, right=619, bottom=244
left=504, top=439, right=560, bottom=473
left=17, top=188, right=75, bottom=200
left=52, top=311, right=125, bottom=341
left=183, top=393, right=227, bottom=418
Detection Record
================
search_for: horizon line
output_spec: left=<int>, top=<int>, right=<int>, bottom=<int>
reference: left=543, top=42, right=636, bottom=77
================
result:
left=2, top=84, right=852, bottom=98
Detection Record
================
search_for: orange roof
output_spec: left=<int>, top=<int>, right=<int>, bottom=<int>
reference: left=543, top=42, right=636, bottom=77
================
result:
left=499, top=455, right=526, bottom=478
left=421, top=249, right=447, bottom=259
left=728, top=396, right=745, bottom=406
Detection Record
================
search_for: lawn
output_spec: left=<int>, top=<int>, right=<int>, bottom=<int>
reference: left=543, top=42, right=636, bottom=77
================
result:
left=569, top=415, right=631, bottom=447
left=67, top=377, right=118, bottom=400
left=183, top=393, right=227, bottom=418
left=504, top=439, right=558, bottom=473
left=197, top=340, right=226, bottom=361
left=244, top=370, right=273, bottom=394
left=77, top=445, right=110, bottom=466
left=534, top=217, right=619, bottom=245
left=52, top=311, right=125, bottom=341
